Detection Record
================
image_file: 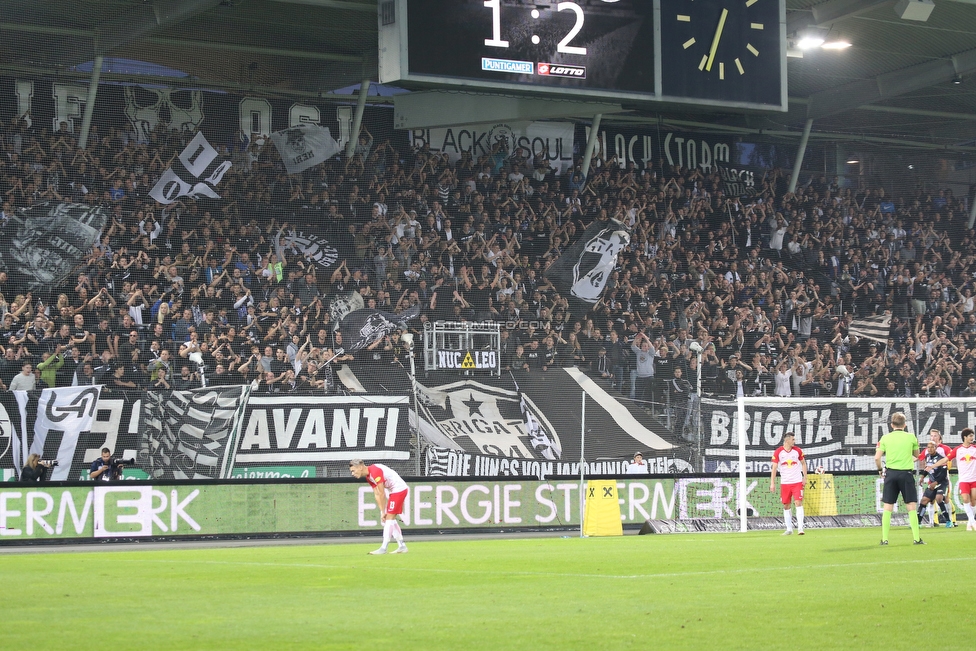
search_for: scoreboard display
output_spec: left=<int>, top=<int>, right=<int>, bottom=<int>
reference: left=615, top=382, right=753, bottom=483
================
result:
left=378, top=0, right=786, bottom=111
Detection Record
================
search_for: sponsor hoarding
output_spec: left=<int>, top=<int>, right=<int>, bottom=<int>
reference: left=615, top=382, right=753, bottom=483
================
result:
left=0, top=475, right=891, bottom=542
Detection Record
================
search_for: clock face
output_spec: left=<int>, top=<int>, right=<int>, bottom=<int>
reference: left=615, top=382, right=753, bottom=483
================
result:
left=660, top=0, right=783, bottom=106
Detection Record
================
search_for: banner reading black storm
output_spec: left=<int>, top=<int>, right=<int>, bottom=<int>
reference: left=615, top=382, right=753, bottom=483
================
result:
left=701, top=398, right=975, bottom=473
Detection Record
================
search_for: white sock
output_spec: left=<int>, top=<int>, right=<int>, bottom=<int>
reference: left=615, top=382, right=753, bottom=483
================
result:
left=391, top=520, right=404, bottom=545
left=964, top=502, right=975, bottom=522
left=927, top=504, right=935, bottom=524
left=381, top=519, right=393, bottom=548
left=796, top=506, right=804, bottom=530
left=784, top=509, right=793, bottom=531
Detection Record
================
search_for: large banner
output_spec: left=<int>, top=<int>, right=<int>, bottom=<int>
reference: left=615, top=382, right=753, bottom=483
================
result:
left=0, top=475, right=893, bottom=542
left=1, top=366, right=695, bottom=482
left=416, top=368, right=689, bottom=478
left=701, top=398, right=973, bottom=472
left=579, top=124, right=735, bottom=173
left=140, top=386, right=250, bottom=480
left=234, top=395, right=410, bottom=469
left=407, top=121, right=575, bottom=172
left=0, top=388, right=412, bottom=482
left=0, top=202, right=108, bottom=293
left=9, top=387, right=100, bottom=480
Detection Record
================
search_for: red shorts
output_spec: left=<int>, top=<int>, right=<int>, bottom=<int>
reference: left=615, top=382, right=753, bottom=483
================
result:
left=780, top=482, right=803, bottom=505
left=386, top=489, right=408, bottom=515
left=959, top=481, right=976, bottom=497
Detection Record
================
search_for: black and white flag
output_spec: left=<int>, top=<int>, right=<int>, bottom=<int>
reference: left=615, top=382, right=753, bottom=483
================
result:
left=273, top=226, right=340, bottom=271
left=1, top=386, right=102, bottom=480
left=339, top=306, right=419, bottom=352
left=544, top=218, right=629, bottom=315
left=270, top=124, right=341, bottom=174
left=329, top=291, right=365, bottom=329
left=848, top=314, right=891, bottom=344
left=513, top=375, right=560, bottom=460
left=139, top=386, right=249, bottom=480
left=0, top=202, right=108, bottom=293
left=149, top=132, right=232, bottom=205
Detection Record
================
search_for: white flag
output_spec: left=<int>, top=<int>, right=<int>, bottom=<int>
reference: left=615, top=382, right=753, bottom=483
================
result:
left=271, top=124, right=341, bottom=174
left=149, top=132, right=232, bottom=205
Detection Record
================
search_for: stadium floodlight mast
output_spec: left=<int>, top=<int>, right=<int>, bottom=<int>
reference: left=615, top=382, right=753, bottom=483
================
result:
left=733, top=395, right=974, bottom=533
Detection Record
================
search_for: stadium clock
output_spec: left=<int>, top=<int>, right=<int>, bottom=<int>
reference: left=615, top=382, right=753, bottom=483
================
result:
left=659, top=0, right=785, bottom=107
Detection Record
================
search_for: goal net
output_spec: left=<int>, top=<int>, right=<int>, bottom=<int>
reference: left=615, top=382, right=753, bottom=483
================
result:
left=724, top=395, right=973, bottom=532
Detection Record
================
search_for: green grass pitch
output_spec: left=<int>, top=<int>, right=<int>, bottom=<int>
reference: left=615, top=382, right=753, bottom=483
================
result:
left=0, top=527, right=970, bottom=650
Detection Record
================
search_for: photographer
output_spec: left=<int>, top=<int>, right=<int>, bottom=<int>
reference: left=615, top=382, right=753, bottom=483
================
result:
left=89, top=447, right=124, bottom=481
left=21, top=453, right=55, bottom=482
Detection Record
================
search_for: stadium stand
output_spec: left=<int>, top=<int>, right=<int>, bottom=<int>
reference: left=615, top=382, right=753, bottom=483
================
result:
left=0, top=104, right=973, bottom=413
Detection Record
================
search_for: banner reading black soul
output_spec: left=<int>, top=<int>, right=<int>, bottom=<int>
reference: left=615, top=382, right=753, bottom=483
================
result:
left=701, top=398, right=971, bottom=473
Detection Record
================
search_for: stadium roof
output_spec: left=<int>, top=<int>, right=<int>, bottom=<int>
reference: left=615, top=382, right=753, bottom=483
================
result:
left=2, top=0, right=976, bottom=149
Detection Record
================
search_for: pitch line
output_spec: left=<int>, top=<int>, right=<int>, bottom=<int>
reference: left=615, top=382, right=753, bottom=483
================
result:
left=119, top=556, right=972, bottom=581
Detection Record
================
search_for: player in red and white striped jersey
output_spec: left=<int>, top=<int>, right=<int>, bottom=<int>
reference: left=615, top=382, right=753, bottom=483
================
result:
left=946, top=429, right=976, bottom=530
left=349, top=459, right=409, bottom=554
left=770, top=432, right=808, bottom=535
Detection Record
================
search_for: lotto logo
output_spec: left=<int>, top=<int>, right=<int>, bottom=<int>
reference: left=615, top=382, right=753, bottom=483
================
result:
left=537, top=63, right=586, bottom=79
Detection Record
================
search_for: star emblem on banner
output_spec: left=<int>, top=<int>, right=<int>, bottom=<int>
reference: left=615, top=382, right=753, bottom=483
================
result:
left=462, top=393, right=484, bottom=417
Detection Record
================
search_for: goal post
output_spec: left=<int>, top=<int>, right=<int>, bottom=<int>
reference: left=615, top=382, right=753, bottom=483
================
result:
left=732, top=395, right=974, bottom=532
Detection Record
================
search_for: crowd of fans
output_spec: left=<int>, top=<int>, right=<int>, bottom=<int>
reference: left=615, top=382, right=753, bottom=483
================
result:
left=1, top=112, right=975, bottom=409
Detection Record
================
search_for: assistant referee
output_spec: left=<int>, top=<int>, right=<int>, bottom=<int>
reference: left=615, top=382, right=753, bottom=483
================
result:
left=874, top=412, right=923, bottom=545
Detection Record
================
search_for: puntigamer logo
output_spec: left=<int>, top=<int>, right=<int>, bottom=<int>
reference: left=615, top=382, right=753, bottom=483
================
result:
left=537, top=62, right=586, bottom=79
left=481, top=57, right=533, bottom=74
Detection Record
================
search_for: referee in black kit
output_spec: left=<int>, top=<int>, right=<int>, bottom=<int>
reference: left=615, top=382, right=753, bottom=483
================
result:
left=874, top=412, right=923, bottom=545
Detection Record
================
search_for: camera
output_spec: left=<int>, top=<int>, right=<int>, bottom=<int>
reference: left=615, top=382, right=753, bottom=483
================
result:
left=41, top=459, right=59, bottom=467
left=110, top=458, right=136, bottom=466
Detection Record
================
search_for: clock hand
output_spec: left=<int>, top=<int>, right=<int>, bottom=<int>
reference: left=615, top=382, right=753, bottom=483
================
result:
left=705, top=8, right=729, bottom=72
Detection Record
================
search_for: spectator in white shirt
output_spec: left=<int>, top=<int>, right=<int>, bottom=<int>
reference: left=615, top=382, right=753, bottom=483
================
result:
left=626, top=452, right=649, bottom=474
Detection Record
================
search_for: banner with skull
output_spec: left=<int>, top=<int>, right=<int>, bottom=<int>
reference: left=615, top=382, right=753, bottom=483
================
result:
left=124, top=86, right=205, bottom=143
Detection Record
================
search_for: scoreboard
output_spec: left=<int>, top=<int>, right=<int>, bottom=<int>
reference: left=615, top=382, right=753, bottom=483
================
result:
left=378, top=0, right=786, bottom=112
